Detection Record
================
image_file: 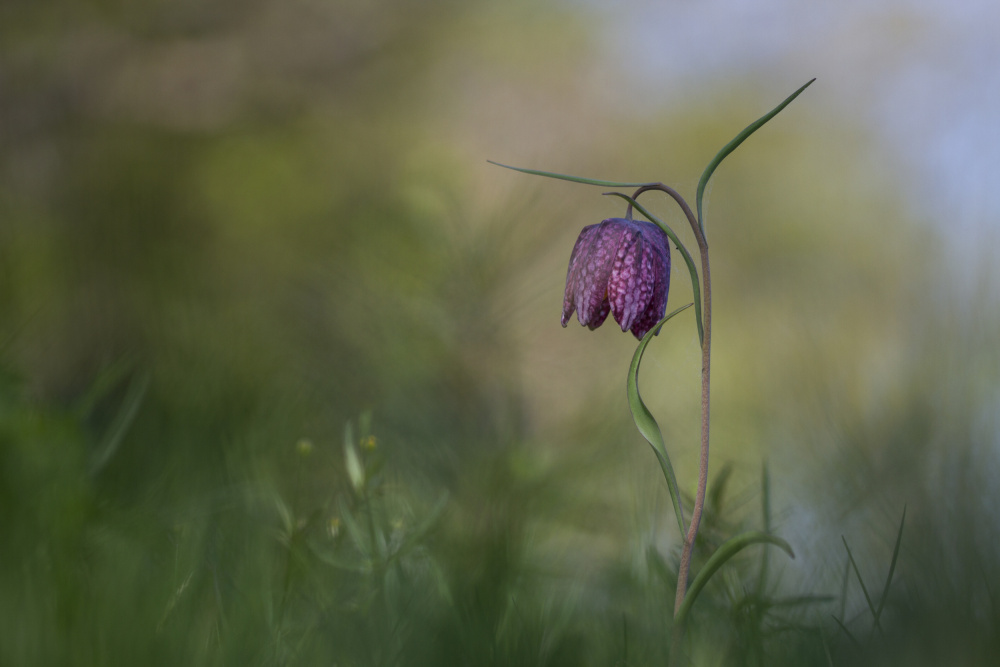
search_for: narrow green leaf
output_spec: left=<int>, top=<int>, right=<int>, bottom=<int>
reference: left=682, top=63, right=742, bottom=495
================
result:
left=626, top=303, right=693, bottom=535
left=157, top=569, right=195, bottom=632
left=74, top=355, right=137, bottom=418
left=874, top=505, right=907, bottom=624
left=838, top=552, right=850, bottom=621
left=708, top=461, right=734, bottom=514
left=768, top=594, right=836, bottom=608
left=90, top=371, right=149, bottom=475
left=842, top=536, right=883, bottom=634
left=821, top=630, right=836, bottom=667
left=696, top=78, right=815, bottom=232
left=487, top=160, right=651, bottom=188
left=757, top=461, right=772, bottom=596
left=604, top=192, right=704, bottom=346
left=830, top=615, right=861, bottom=647
left=274, top=496, right=295, bottom=540
left=646, top=543, right=676, bottom=588
left=675, top=530, right=794, bottom=626
left=345, top=439, right=365, bottom=492
left=309, top=542, right=369, bottom=573
left=318, top=554, right=370, bottom=573
left=386, top=492, right=449, bottom=566
left=760, top=462, right=772, bottom=533
left=338, top=497, right=371, bottom=558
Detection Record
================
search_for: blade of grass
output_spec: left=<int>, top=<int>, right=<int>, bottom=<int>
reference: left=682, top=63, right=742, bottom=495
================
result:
left=338, top=497, right=371, bottom=560
left=768, top=594, right=836, bottom=608
left=627, top=304, right=693, bottom=536
left=874, top=505, right=907, bottom=624
left=757, top=462, right=772, bottom=596
left=708, top=461, right=733, bottom=514
left=842, top=536, right=883, bottom=635
left=695, top=79, right=815, bottom=232
left=838, top=552, right=850, bottom=621
left=646, top=543, right=676, bottom=588
left=89, top=371, right=149, bottom=475
left=74, top=354, right=137, bottom=418
left=830, top=615, right=861, bottom=647
left=385, top=492, right=449, bottom=566
left=821, top=631, right=835, bottom=667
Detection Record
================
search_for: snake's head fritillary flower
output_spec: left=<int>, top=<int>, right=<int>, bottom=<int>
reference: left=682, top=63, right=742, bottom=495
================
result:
left=561, top=217, right=671, bottom=340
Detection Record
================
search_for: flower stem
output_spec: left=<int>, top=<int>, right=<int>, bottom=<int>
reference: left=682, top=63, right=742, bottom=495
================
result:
left=676, top=236, right=710, bottom=616
left=630, top=183, right=712, bottom=628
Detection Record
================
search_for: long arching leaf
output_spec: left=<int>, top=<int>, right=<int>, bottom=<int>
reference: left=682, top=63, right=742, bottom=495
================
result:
left=626, top=304, right=693, bottom=535
left=696, top=79, right=815, bottom=232
left=675, top=530, right=794, bottom=626
left=487, top=160, right=651, bottom=188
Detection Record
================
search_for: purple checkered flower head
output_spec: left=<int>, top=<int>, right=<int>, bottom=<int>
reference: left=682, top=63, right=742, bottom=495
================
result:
left=561, top=217, right=672, bottom=340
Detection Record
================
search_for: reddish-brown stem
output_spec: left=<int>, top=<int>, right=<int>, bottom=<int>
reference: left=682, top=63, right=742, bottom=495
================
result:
left=630, top=183, right=712, bottom=629
left=677, top=241, right=710, bottom=611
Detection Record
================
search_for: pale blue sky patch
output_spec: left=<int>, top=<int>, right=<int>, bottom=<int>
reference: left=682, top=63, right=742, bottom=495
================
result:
left=572, top=0, right=1000, bottom=266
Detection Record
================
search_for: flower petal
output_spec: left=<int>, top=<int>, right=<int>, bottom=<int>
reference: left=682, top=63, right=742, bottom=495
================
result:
left=629, top=230, right=671, bottom=339
left=573, top=219, right=628, bottom=328
left=561, top=223, right=602, bottom=327
left=608, top=225, right=655, bottom=334
left=639, top=220, right=671, bottom=265
left=587, top=297, right=611, bottom=329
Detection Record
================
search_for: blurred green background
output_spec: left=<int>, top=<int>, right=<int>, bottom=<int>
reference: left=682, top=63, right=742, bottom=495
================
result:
left=3, top=0, right=1000, bottom=665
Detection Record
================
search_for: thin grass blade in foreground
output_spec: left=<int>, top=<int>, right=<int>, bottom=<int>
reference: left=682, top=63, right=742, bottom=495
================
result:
left=831, top=615, right=861, bottom=646
left=874, top=505, right=906, bottom=627
left=756, top=463, right=773, bottom=597
left=842, top=536, right=882, bottom=635
left=89, top=371, right=150, bottom=475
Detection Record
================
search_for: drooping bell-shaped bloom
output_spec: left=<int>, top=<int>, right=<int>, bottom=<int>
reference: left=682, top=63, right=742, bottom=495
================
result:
left=561, top=217, right=671, bottom=340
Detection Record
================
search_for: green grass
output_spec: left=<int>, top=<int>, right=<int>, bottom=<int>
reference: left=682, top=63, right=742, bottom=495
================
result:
left=6, top=359, right=997, bottom=666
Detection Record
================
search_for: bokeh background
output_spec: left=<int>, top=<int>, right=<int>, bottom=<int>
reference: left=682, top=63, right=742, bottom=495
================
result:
left=3, top=0, right=999, bottom=664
